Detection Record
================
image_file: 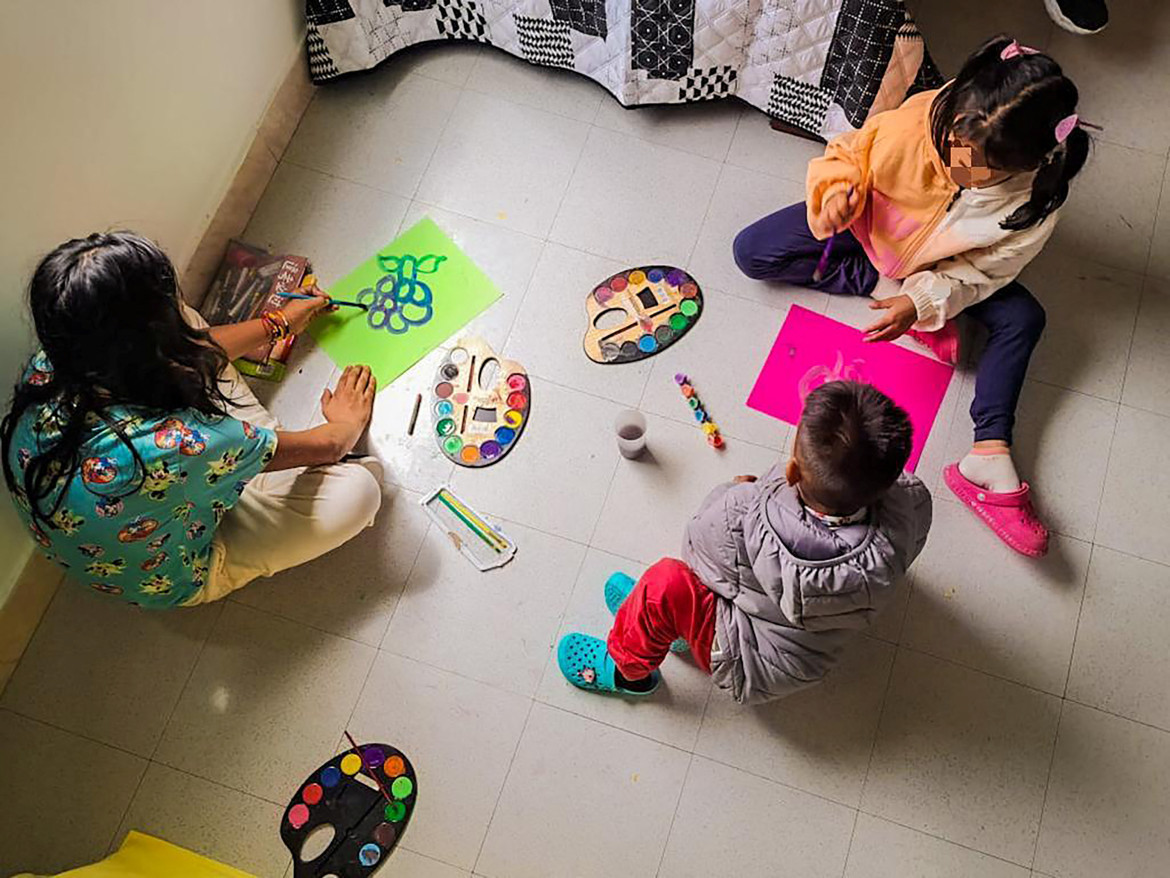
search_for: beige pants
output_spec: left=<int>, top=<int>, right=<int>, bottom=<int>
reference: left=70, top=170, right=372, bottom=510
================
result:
left=182, top=307, right=382, bottom=604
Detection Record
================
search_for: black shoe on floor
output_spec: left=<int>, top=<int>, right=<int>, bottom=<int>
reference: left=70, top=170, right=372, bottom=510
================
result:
left=1045, top=0, right=1109, bottom=34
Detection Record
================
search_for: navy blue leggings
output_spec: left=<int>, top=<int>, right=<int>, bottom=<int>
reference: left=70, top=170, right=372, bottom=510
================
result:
left=733, top=203, right=1046, bottom=444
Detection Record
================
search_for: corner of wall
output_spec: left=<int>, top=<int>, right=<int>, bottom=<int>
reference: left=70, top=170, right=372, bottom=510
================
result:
left=182, top=43, right=316, bottom=306
left=0, top=554, right=62, bottom=696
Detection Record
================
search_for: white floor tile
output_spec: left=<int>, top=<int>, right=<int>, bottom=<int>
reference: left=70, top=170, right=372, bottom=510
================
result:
left=1122, top=278, right=1170, bottom=417
left=392, top=850, right=474, bottom=877
left=725, top=109, right=825, bottom=182
left=467, top=48, right=604, bottom=122
left=1048, top=0, right=1170, bottom=155
left=389, top=42, right=483, bottom=88
left=504, top=242, right=654, bottom=407
left=1067, top=546, right=1170, bottom=729
left=915, top=0, right=1054, bottom=77
left=696, top=636, right=895, bottom=806
left=476, top=704, right=690, bottom=878
left=0, top=711, right=146, bottom=877
left=154, top=603, right=375, bottom=802
left=0, top=587, right=219, bottom=756
left=115, top=763, right=288, bottom=878
left=416, top=90, right=590, bottom=236
left=448, top=378, right=621, bottom=542
left=688, top=164, right=829, bottom=312
left=593, top=98, right=741, bottom=162
left=1050, top=140, right=1163, bottom=273
left=659, top=756, right=855, bottom=878
left=591, top=413, right=780, bottom=564
left=638, top=289, right=796, bottom=449
left=232, top=484, right=428, bottom=645
left=535, top=549, right=712, bottom=751
left=943, top=380, right=1117, bottom=542
left=244, top=161, right=411, bottom=287
left=901, top=501, right=1090, bottom=694
left=348, top=652, right=530, bottom=870
left=1035, top=703, right=1170, bottom=878
left=284, top=71, right=460, bottom=198
left=398, top=202, right=545, bottom=351
left=384, top=519, right=585, bottom=696
left=549, top=127, right=721, bottom=266
left=1095, top=405, right=1170, bottom=566
left=1022, top=249, right=1143, bottom=401
left=1147, top=164, right=1170, bottom=280
left=844, top=813, right=1030, bottom=878
left=862, top=650, right=1060, bottom=864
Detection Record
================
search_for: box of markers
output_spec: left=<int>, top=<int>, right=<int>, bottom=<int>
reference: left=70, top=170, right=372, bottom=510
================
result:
left=199, top=240, right=311, bottom=381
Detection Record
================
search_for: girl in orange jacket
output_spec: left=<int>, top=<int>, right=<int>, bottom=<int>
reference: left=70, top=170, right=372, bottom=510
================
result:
left=733, top=35, right=1091, bottom=558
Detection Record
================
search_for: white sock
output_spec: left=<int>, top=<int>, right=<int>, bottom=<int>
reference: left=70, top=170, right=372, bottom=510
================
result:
left=958, top=449, right=1021, bottom=493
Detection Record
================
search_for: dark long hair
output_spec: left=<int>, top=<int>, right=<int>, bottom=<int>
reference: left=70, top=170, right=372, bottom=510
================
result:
left=1, top=232, right=233, bottom=528
left=930, top=34, right=1090, bottom=231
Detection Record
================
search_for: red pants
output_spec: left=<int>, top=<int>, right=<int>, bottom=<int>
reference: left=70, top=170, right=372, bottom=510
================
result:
left=607, top=558, right=717, bottom=680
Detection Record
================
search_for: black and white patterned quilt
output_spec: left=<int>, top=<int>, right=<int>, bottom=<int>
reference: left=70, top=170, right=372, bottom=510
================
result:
left=305, top=0, right=941, bottom=138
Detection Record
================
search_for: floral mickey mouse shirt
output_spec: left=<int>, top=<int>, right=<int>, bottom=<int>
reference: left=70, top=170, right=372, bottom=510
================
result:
left=6, top=351, right=277, bottom=608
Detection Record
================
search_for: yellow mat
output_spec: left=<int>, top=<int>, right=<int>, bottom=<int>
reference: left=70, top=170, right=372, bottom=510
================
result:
left=13, top=831, right=258, bottom=878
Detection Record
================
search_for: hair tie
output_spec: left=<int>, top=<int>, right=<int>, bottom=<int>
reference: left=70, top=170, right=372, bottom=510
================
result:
left=1000, top=40, right=1040, bottom=61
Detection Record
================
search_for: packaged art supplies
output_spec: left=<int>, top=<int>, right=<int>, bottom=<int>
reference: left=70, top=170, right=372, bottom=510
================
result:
left=199, top=240, right=311, bottom=382
left=421, top=486, right=516, bottom=571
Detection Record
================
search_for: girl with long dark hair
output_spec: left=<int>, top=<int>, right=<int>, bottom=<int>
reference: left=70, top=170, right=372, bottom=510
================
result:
left=2, top=231, right=382, bottom=607
left=731, top=35, right=1092, bottom=558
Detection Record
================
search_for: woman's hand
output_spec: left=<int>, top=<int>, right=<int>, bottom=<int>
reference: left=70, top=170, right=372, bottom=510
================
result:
left=814, top=187, right=860, bottom=238
left=864, top=294, right=918, bottom=343
left=281, top=284, right=334, bottom=335
left=320, top=365, right=376, bottom=455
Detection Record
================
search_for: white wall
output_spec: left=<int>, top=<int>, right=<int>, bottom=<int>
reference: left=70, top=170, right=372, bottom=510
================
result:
left=0, top=1, right=305, bottom=599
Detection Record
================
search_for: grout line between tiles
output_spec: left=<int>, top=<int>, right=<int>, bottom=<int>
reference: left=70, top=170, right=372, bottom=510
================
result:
left=838, top=808, right=862, bottom=878
left=852, top=805, right=1042, bottom=871
left=1028, top=697, right=1067, bottom=870
left=653, top=753, right=695, bottom=878
left=469, top=696, right=539, bottom=875
left=852, top=641, right=901, bottom=814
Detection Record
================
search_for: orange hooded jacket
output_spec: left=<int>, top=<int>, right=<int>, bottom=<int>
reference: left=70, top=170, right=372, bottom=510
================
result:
left=806, top=88, right=960, bottom=279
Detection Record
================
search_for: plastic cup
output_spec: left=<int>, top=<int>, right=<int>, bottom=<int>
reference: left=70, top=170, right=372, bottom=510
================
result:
left=615, top=410, right=647, bottom=459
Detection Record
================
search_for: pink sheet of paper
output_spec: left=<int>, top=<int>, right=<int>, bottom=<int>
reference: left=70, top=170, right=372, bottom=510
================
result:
left=747, top=306, right=954, bottom=472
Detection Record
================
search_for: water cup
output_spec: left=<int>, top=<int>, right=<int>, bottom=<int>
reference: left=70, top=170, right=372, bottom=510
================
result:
left=615, top=410, right=647, bottom=459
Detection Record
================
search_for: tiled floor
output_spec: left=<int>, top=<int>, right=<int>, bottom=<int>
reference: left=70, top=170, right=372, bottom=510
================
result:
left=4, top=4, right=1170, bottom=876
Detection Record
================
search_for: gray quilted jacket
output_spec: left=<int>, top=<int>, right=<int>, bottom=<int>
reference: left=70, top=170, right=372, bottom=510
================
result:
left=683, top=465, right=932, bottom=705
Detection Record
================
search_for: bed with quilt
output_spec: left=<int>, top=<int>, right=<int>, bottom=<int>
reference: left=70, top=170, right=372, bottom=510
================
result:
left=305, top=0, right=942, bottom=139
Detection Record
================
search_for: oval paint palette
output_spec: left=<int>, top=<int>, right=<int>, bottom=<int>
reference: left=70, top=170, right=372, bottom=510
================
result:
left=583, top=265, right=703, bottom=364
left=281, top=741, right=417, bottom=877
left=431, top=336, right=530, bottom=468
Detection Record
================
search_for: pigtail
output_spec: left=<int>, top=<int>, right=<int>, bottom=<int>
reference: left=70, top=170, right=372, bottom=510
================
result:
left=1002, top=126, right=1089, bottom=231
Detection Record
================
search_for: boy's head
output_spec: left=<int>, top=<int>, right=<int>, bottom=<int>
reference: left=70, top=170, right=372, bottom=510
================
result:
left=787, top=381, right=912, bottom=515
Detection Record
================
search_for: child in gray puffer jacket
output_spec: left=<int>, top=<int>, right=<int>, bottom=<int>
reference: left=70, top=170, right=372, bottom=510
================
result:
left=557, top=380, right=932, bottom=705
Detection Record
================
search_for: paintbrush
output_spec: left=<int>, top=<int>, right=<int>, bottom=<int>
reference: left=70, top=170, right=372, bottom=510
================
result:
left=812, top=185, right=855, bottom=284
left=278, top=291, right=369, bottom=311
left=343, top=730, right=394, bottom=805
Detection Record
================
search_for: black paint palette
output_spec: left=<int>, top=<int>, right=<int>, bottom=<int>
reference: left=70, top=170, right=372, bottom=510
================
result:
left=282, top=743, right=417, bottom=877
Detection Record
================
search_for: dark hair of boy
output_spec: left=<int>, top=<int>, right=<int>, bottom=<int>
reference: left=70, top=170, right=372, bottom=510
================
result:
left=930, top=33, right=1090, bottom=231
left=795, top=381, right=913, bottom=514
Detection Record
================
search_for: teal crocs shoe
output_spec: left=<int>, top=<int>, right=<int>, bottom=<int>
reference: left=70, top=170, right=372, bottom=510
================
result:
left=557, top=633, right=659, bottom=696
left=603, top=571, right=689, bottom=655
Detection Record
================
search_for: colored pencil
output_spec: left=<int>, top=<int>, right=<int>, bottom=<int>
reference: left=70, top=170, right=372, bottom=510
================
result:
left=343, top=730, right=393, bottom=805
left=436, top=492, right=501, bottom=553
left=407, top=393, right=422, bottom=436
left=440, top=489, right=508, bottom=550
left=277, top=291, right=369, bottom=311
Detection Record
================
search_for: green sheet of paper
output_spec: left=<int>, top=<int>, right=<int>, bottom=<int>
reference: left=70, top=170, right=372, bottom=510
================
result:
left=309, top=217, right=502, bottom=388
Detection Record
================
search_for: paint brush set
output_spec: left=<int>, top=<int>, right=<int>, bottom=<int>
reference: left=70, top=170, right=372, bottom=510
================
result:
left=281, top=737, right=417, bottom=876
left=421, top=486, right=516, bottom=570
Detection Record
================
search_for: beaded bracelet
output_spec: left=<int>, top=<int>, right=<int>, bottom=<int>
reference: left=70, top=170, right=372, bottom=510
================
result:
left=260, top=310, right=291, bottom=343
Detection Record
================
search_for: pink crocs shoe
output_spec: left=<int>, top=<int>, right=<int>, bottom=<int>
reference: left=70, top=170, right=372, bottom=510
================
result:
left=944, top=464, right=1049, bottom=557
left=908, top=320, right=960, bottom=365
